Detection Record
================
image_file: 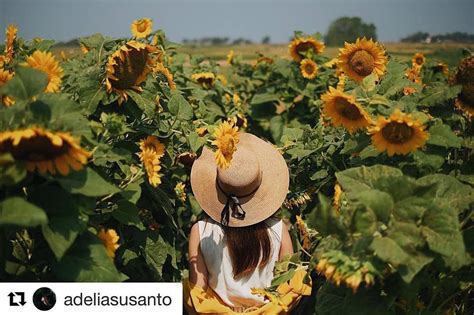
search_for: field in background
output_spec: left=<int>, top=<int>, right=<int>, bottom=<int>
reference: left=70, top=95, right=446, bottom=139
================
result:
left=56, top=42, right=474, bottom=68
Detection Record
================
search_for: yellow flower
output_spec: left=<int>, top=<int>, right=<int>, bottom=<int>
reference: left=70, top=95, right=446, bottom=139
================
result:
left=300, top=58, right=318, bottom=80
left=0, top=127, right=91, bottom=175
left=139, top=135, right=165, bottom=158
left=216, top=74, right=227, bottom=86
left=60, top=50, right=68, bottom=61
left=337, top=37, right=387, bottom=82
left=321, top=87, right=372, bottom=134
left=196, top=126, right=208, bottom=137
left=403, top=86, right=418, bottom=96
left=174, top=182, right=187, bottom=202
left=283, top=192, right=311, bottom=210
left=226, top=49, right=234, bottom=65
left=80, top=44, right=90, bottom=54
left=228, top=113, right=248, bottom=128
left=406, top=67, right=422, bottom=84
left=141, top=148, right=162, bottom=187
left=131, top=18, right=153, bottom=38
left=333, top=183, right=342, bottom=211
left=25, top=51, right=63, bottom=93
left=0, top=69, right=15, bottom=106
left=255, top=56, right=274, bottom=67
left=211, top=121, right=239, bottom=169
left=295, top=215, right=311, bottom=250
left=4, top=24, right=17, bottom=63
left=97, top=228, right=120, bottom=258
left=337, top=72, right=346, bottom=90
left=191, top=72, right=215, bottom=89
left=0, top=54, right=5, bottom=68
left=289, top=37, right=325, bottom=62
left=324, top=57, right=338, bottom=69
left=153, top=62, right=176, bottom=90
left=369, top=109, right=429, bottom=156
left=232, top=93, right=241, bottom=106
left=106, top=41, right=157, bottom=104
left=412, top=52, right=426, bottom=68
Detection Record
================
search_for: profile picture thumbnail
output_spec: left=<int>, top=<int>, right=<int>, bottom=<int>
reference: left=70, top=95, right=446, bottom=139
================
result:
left=33, top=287, right=56, bottom=311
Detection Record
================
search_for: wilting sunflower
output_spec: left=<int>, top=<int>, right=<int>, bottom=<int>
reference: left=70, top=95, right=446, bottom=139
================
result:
left=174, top=182, right=187, bottom=202
left=321, top=87, right=372, bottom=133
left=453, top=56, right=474, bottom=117
left=192, top=72, right=215, bottom=89
left=97, top=228, right=120, bottom=258
left=153, top=62, right=176, bottom=90
left=289, top=37, right=325, bottom=62
left=0, top=69, right=15, bottom=106
left=300, top=58, right=318, bottom=79
left=25, top=50, right=63, bottom=93
left=0, top=127, right=91, bottom=175
left=227, top=49, right=234, bottom=65
left=369, top=109, right=429, bottom=156
left=296, top=215, right=311, bottom=250
left=337, top=37, right=387, bottom=82
left=406, top=66, right=422, bottom=84
left=412, top=53, right=426, bottom=68
left=106, top=41, right=157, bottom=104
left=4, top=24, right=17, bottom=63
left=139, top=135, right=165, bottom=158
left=141, top=148, right=162, bottom=187
left=131, top=18, right=153, bottom=38
left=333, top=183, right=342, bottom=211
left=211, top=121, right=239, bottom=169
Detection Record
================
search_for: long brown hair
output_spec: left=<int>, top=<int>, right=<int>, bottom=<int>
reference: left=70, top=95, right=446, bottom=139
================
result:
left=222, top=221, right=272, bottom=279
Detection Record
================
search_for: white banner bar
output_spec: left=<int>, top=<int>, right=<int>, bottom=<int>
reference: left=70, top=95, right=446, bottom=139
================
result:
left=0, top=283, right=182, bottom=315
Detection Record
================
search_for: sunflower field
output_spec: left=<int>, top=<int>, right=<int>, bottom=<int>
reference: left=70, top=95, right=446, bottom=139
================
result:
left=1, top=18, right=473, bottom=314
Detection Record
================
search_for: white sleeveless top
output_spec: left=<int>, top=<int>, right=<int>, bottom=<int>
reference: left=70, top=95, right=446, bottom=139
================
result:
left=198, top=217, right=282, bottom=308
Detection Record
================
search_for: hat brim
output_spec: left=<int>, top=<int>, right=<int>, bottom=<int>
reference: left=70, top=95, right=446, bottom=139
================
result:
left=190, top=133, right=289, bottom=227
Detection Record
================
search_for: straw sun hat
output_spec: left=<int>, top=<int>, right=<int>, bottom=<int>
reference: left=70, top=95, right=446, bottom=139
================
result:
left=190, top=132, right=289, bottom=227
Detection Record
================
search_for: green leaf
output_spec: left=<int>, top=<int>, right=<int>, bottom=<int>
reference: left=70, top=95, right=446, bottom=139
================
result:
left=42, top=214, right=84, bottom=260
left=112, top=200, right=144, bottom=230
left=142, top=232, right=176, bottom=280
left=353, top=190, right=394, bottom=223
left=420, top=84, right=462, bottom=106
left=0, top=154, right=26, bottom=186
left=370, top=237, right=409, bottom=266
left=54, top=232, right=128, bottom=281
left=0, top=67, right=48, bottom=100
left=359, top=145, right=380, bottom=159
left=427, top=124, right=461, bottom=148
left=421, top=204, right=469, bottom=270
left=188, top=131, right=207, bottom=153
left=336, top=165, right=404, bottom=194
left=352, top=206, right=377, bottom=236
left=250, top=93, right=279, bottom=105
left=128, top=90, right=155, bottom=117
left=168, top=93, right=193, bottom=120
left=57, top=168, right=120, bottom=197
left=0, top=197, right=47, bottom=227
left=271, top=269, right=295, bottom=287
left=361, top=74, right=376, bottom=92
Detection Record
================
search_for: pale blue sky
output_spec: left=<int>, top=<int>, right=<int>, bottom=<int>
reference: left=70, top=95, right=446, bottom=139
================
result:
left=0, top=0, right=473, bottom=43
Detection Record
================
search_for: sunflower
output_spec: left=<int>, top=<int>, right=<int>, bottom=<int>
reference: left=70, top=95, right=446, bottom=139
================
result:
left=216, top=74, right=227, bottom=86
left=300, top=58, right=318, bottom=79
left=337, top=37, right=387, bottom=82
left=4, top=24, right=17, bottom=63
left=80, top=44, right=90, bottom=54
left=174, top=182, right=187, bottom=202
left=211, top=121, right=239, bottom=169
left=0, top=127, right=91, bottom=175
left=433, top=62, right=449, bottom=76
left=324, top=57, right=338, bottom=69
left=403, top=86, right=418, bottom=96
left=254, top=56, right=274, bottom=67
left=227, top=50, right=234, bottom=65
left=106, top=41, right=157, bottom=104
left=454, top=56, right=474, bottom=117
left=191, top=72, right=215, bottom=89
left=333, top=183, right=342, bottom=211
left=296, top=215, right=311, bottom=250
left=25, top=51, right=63, bottom=93
left=141, top=148, right=162, bottom=187
left=289, top=37, right=325, bottom=62
left=337, top=72, right=346, bottom=90
left=406, top=66, right=422, bottom=84
left=321, top=87, right=372, bottom=133
left=131, top=18, right=153, bottom=38
left=0, top=54, right=5, bottom=68
left=138, top=135, right=165, bottom=158
left=97, top=229, right=120, bottom=258
left=369, top=109, right=429, bottom=156
left=153, top=62, right=176, bottom=90
left=0, top=69, right=15, bottom=106
left=412, top=53, right=426, bottom=68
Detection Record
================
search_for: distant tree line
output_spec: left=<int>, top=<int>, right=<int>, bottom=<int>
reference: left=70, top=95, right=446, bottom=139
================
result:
left=401, top=31, right=474, bottom=43
left=324, top=17, right=377, bottom=46
left=181, top=35, right=272, bottom=46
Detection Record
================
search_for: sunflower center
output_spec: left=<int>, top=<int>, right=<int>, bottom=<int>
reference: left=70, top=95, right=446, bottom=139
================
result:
left=304, top=63, right=315, bottom=74
left=111, top=46, right=149, bottom=90
left=381, top=122, right=414, bottom=143
left=219, top=134, right=236, bottom=156
left=456, top=57, right=474, bottom=83
left=0, top=135, right=69, bottom=161
left=415, top=57, right=424, bottom=65
left=460, top=83, right=474, bottom=107
left=349, top=50, right=375, bottom=76
left=296, top=42, right=315, bottom=56
left=334, top=97, right=363, bottom=120
left=198, top=77, right=214, bottom=87
left=137, top=21, right=148, bottom=33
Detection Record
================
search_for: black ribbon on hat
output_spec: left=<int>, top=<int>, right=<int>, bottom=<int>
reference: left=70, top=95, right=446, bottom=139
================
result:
left=217, top=180, right=260, bottom=226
